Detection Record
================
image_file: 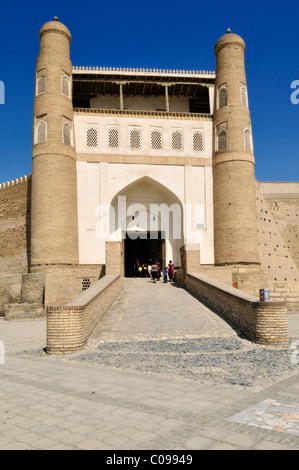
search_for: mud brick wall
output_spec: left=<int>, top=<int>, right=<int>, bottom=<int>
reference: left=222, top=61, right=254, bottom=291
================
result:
left=186, top=273, right=289, bottom=347
left=46, top=274, right=122, bottom=354
left=0, top=177, right=31, bottom=314
left=256, top=183, right=299, bottom=310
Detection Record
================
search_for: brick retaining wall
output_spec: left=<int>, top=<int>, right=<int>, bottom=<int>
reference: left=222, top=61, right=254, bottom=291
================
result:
left=46, top=274, right=122, bottom=354
left=186, top=273, right=289, bottom=347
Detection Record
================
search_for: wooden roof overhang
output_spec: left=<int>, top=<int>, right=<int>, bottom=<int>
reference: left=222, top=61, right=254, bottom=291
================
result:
left=72, top=71, right=215, bottom=101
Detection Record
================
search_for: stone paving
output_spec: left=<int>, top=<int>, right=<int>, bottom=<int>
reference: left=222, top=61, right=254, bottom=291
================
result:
left=0, top=277, right=299, bottom=450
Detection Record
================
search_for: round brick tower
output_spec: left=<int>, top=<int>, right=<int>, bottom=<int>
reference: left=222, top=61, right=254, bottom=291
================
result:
left=31, top=17, right=79, bottom=270
left=213, top=30, right=260, bottom=265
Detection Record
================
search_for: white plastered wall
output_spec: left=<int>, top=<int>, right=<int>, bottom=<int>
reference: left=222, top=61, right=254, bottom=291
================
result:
left=75, top=114, right=214, bottom=267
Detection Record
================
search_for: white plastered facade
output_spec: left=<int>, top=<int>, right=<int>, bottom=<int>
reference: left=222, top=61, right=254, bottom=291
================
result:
left=74, top=104, right=215, bottom=268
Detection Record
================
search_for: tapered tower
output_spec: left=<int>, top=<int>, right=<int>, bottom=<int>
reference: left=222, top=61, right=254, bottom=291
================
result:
left=213, top=29, right=260, bottom=265
left=31, top=17, right=79, bottom=270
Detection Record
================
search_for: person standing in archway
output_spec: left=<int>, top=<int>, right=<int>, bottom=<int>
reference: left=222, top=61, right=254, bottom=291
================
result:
left=134, top=259, right=140, bottom=278
left=151, top=262, right=158, bottom=283
left=168, top=260, right=174, bottom=282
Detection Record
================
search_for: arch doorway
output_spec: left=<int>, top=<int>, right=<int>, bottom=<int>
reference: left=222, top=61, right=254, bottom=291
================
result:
left=110, top=177, right=183, bottom=277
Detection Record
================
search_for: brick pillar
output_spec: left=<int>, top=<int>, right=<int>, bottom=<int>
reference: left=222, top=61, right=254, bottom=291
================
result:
left=181, top=243, right=201, bottom=274
left=105, top=241, right=122, bottom=275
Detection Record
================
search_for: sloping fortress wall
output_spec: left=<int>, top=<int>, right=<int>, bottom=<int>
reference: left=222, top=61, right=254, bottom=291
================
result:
left=256, top=182, right=299, bottom=310
left=0, top=176, right=31, bottom=314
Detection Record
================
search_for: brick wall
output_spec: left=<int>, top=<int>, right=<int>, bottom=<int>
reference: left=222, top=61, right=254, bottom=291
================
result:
left=105, top=241, right=122, bottom=275
left=185, top=273, right=289, bottom=347
left=32, top=264, right=105, bottom=306
left=46, top=274, right=122, bottom=354
left=0, top=176, right=31, bottom=314
left=256, top=183, right=299, bottom=310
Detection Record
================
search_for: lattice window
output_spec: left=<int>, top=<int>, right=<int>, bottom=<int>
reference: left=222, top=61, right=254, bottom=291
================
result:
left=36, top=120, right=47, bottom=143
left=87, top=127, right=98, bottom=147
left=217, top=130, right=227, bottom=150
left=172, top=131, right=183, bottom=150
left=61, top=75, right=70, bottom=98
left=82, top=278, right=91, bottom=291
left=36, top=74, right=46, bottom=95
left=109, top=128, right=119, bottom=148
left=193, top=132, right=204, bottom=151
left=63, top=122, right=72, bottom=145
left=240, top=86, right=248, bottom=107
left=219, top=87, right=227, bottom=108
left=130, top=129, right=141, bottom=149
left=244, top=128, right=251, bottom=150
left=151, top=130, right=162, bottom=150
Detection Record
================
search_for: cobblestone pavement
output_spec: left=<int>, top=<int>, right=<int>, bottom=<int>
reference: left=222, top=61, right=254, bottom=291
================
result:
left=0, top=278, right=298, bottom=450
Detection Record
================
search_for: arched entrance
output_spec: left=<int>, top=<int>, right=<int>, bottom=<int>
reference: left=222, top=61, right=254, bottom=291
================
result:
left=110, top=177, right=183, bottom=277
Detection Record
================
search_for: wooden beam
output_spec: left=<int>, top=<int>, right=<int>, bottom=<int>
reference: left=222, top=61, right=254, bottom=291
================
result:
left=185, top=85, right=191, bottom=97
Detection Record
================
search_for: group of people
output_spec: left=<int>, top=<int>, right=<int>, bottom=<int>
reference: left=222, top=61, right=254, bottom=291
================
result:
left=134, top=259, right=174, bottom=284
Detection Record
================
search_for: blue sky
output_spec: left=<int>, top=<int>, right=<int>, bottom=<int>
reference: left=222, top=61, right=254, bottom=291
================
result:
left=0, top=0, right=298, bottom=183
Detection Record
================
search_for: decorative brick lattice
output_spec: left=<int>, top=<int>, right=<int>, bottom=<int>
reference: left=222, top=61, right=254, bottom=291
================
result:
left=151, top=130, right=162, bottom=150
left=109, top=128, right=119, bottom=148
left=172, top=131, right=183, bottom=150
left=63, top=122, right=71, bottom=145
left=219, top=87, right=227, bottom=108
left=36, top=75, right=46, bottom=95
left=217, top=130, right=227, bottom=150
left=87, top=128, right=98, bottom=147
left=193, top=132, right=204, bottom=151
left=244, top=128, right=251, bottom=150
left=241, top=86, right=248, bottom=107
left=82, top=278, right=91, bottom=291
left=130, top=129, right=141, bottom=149
left=61, top=75, right=70, bottom=98
left=36, top=121, right=47, bottom=143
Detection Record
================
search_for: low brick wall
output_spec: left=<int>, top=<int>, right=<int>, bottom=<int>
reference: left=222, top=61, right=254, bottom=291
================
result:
left=185, top=273, right=289, bottom=347
left=46, top=274, right=122, bottom=354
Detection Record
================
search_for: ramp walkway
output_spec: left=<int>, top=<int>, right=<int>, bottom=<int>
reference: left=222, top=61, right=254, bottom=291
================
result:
left=90, top=277, right=239, bottom=344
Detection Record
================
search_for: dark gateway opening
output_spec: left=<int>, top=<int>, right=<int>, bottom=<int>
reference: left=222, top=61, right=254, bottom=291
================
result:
left=124, top=232, right=165, bottom=277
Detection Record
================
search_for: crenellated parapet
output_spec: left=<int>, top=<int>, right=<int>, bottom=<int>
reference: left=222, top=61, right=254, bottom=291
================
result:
left=72, top=65, right=216, bottom=78
left=0, top=174, right=31, bottom=190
